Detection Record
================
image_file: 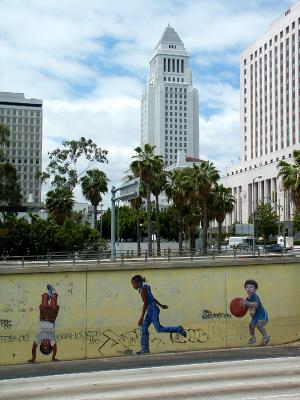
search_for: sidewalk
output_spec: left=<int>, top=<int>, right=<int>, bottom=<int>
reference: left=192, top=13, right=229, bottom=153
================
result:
left=1, top=343, right=300, bottom=380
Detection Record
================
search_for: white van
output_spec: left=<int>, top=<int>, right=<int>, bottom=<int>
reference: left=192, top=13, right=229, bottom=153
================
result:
left=277, top=236, right=293, bottom=249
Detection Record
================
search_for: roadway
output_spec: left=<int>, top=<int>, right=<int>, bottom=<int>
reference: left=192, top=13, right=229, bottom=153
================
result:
left=1, top=345, right=300, bottom=399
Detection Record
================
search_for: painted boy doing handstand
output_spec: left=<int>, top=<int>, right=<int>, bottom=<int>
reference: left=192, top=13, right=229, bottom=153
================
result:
left=28, top=285, right=59, bottom=362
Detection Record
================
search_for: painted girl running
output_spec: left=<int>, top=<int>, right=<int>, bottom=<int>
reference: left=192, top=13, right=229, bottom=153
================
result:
left=131, top=275, right=186, bottom=355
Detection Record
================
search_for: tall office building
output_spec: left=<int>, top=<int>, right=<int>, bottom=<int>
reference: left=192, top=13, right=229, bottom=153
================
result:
left=141, top=26, right=199, bottom=166
left=0, top=92, right=43, bottom=204
left=222, top=3, right=300, bottom=228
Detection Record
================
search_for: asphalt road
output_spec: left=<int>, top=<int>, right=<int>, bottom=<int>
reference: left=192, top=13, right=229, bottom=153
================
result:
left=1, top=351, right=300, bottom=399
left=1, top=344, right=300, bottom=380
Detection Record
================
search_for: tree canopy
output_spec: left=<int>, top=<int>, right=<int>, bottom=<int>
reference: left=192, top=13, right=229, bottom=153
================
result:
left=41, top=137, right=108, bottom=190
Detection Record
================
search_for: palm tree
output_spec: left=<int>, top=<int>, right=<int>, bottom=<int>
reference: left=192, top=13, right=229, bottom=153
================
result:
left=165, top=168, right=194, bottom=253
left=212, top=184, right=235, bottom=252
left=278, top=149, right=300, bottom=212
left=45, top=187, right=74, bottom=225
left=151, top=156, right=167, bottom=256
left=193, top=162, right=220, bottom=254
left=126, top=173, right=145, bottom=256
left=131, top=144, right=159, bottom=255
left=80, top=169, right=109, bottom=229
left=182, top=193, right=201, bottom=253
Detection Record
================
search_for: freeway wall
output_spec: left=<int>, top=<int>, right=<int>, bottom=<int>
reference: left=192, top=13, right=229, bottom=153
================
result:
left=0, top=258, right=300, bottom=365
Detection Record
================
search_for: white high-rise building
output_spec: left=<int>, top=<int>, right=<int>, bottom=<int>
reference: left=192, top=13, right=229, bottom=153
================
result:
left=0, top=92, right=43, bottom=204
left=141, top=26, right=199, bottom=166
left=222, top=3, right=300, bottom=228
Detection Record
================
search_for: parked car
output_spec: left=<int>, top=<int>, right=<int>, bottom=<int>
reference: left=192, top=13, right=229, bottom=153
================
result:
left=265, top=244, right=288, bottom=253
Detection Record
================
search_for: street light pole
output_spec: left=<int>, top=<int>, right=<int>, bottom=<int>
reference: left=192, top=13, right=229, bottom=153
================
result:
left=99, top=203, right=103, bottom=240
left=117, top=200, right=120, bottom=246
left=283, top=190, right=287, bottom=250
left=111, top=186, right=116, bottom=261
left=276, top=200, right=281, bottom=237
left=252, top=175, right=262, bottom=256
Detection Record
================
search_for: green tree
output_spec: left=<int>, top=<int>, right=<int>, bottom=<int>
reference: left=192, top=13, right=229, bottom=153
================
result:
left=0, top=123, right=10, bottom=162
left=248, top=202, right=278, bottom=239
left=193, top=162, right=220, bottom=253
left=45, top=187, right=74, bottom=225
left=118, top=206, right=138, bottom=241
left=165, top=168, right=194, bottom=253
left=182, top=201, right=200, bottom=252
left=278, top=149, right=300, bottom=212
left=0, top=213, right=31, bottom=256
left=0, top=213, right=103, bottom=256
left=159, top=206, right=178, bottom=241
left=0, top=124, right=22, bottom=207
left=151, top=157, right=167, bottom=256
left=0, top=163, right=22, bottom=206
left=101, top=208, right=111, bottom=239
left=41, top=137, right=108, bottom=190
left=130, top=196, right=143, bottom=255
left=126, top=174, right=145, bottom=256
left=212, top=184, right=235, bottom=252
left=293, top=212, right=300, bottom=233
left=131, top=144, right=159, bottom=255
left=80, top=169, right=109, bottom=229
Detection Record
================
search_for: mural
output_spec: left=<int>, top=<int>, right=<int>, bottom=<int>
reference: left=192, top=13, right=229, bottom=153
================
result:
left=241, top=279, right=270, bottom=346
left=28, top=285, right=59, bottom=362
left=131, top=274, right=186, bottom=355
left=0, top=262, right=300, bottom=365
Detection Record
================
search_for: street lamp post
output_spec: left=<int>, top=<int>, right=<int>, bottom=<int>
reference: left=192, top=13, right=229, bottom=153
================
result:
left=117, top=200, right=120, bottom=246
left=283, top=190, right=287, bottom=250
left=99, top=203, right=103, bottom=240
left=252, top=175, right=262, bottom=256
left=276, top=200, right=282, bottom=237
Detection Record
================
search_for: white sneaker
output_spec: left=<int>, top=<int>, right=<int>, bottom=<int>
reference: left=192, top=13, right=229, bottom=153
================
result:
left=248, top=336, right=256, bottom=345
left=262, top=336, right=270, bottom=346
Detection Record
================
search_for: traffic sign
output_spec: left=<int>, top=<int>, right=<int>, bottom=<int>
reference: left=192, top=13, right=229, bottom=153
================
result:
left=115, top=178, right=140, bottom=201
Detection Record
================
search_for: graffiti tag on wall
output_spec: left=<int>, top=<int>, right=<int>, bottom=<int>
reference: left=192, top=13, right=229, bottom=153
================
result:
left=0, top=319, right=13, bottom=329
left=0, top=334, right=29, bottom=343
left=57, top=328, right=164, bottom=355
left=170, top=328, right=209, bottom=344
left=56, top=326, right=209, bottom=353
left=201, top=310, right=231, bottom=320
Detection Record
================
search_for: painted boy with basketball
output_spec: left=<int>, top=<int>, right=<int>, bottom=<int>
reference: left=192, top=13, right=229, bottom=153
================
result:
left=241, top=279, right=270, bottom=346
left=28, top=285, right=59, bottom=362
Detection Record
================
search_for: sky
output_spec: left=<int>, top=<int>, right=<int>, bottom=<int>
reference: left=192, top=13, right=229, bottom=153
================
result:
left=0, top=0, right=293, bottom=207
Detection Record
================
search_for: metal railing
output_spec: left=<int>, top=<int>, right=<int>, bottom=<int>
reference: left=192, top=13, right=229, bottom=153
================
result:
left=0, top=245, right=294, bottom=268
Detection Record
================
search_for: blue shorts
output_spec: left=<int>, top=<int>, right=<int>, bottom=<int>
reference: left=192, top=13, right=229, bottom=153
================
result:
left=250, top=310, right=268, bottom=327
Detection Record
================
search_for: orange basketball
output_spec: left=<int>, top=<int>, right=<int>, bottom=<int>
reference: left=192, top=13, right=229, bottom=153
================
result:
left=230, top=297, right=247, bottom=318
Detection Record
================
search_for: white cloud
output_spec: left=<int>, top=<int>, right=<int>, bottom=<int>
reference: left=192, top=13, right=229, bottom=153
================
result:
left=0, top=0, right=293, bottom=207
left=199, top=108, right=240, bottom=171
left=41, top=90, right=141, bottom=207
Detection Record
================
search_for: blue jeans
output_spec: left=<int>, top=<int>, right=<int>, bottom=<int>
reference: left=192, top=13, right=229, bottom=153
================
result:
left=140, top=305, right=183, bottom=353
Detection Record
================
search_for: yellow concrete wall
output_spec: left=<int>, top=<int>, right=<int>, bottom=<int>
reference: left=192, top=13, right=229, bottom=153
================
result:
left=1, top=263, right=300, bottom=365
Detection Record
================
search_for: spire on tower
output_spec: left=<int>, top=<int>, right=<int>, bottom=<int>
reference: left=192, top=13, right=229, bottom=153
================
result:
left=155, top=26, right=184, bottom=49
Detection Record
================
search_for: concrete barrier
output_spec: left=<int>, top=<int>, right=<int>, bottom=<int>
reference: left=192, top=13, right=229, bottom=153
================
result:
left=0, top=258, right=300, bottom=365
